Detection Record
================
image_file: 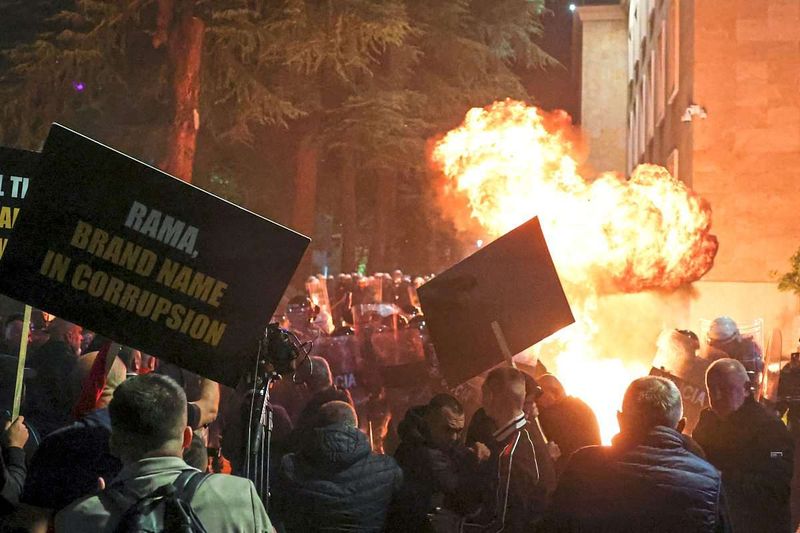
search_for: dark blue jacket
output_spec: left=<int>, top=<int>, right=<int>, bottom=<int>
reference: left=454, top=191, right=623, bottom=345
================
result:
left=274, top=422, right=402, bottom=532
left=542, top=426, right=728, bottom=532
left=23, top=408, right=121, bottom=511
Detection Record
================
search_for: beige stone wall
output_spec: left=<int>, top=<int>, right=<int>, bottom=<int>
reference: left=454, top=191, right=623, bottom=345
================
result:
left=576, top=6, right=629, bottom=175
left=692, top=0, right=800, bottom=283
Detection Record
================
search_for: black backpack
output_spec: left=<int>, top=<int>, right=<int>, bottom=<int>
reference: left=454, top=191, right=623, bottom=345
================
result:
left=105, top=470, right=210, bottom=533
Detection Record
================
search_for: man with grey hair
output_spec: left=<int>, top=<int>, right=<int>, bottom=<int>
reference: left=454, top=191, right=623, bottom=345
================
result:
left=694, top=358, right=793, bottom=533
left=542, top=376, right=728, bottom=532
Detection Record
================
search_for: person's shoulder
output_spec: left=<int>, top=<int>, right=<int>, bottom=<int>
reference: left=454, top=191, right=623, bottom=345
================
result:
left=191, top=474, right=271, bottom=530
left=749, top=401, right=792, bottom=437
left=365, top=451, right=402, bottom=476
left=692, top=408, right=717, bottom=434
left=196, top=473, right=266, bottom=507
left=202, top=472, right=257, bottom=491
left=569, top=444, right=607, bottom=462
left=54, top=493, right=107, bottom=531
left=556, top=445, right=610, bottom=485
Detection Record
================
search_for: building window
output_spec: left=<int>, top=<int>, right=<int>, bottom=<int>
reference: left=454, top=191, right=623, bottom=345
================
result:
left=666, top=0, right=680, bottom=102
left=648, top=53, right=655, bottom=140
left=628, top=109, right=635, bottom=175
left=666, top=148, right=679, bottom=180
left=656, top=22, right=666, bottom=122
left=632, top=103, right=638, bottom=166
left=643, top=70, right=652, bottom=150
left=639, top=81, right=646, bottom=160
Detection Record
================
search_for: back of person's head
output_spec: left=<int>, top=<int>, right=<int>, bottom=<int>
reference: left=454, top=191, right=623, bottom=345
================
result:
left=619, top=376, right=683, bottom=433
left=537, top=373, right=566, bottom=408
left=183, top=432, right=209, bottom=471
left=315, top=400, right=357, bottom=428
left=484, top=367, right=526, bottom=402
left=69, top=351, right=127, bottom=409
left=482, top=366, right=527, bottom=423
left=305, top=356, right=333, bottom=392
left=109, top=374, right=189, bottom=462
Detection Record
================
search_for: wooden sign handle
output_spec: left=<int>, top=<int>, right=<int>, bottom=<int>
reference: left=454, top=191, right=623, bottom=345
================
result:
left=11, top=305, right=32, bottom=420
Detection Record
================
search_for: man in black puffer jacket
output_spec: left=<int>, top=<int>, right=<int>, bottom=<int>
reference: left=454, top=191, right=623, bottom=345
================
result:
left=388, top=394, right=487, bottom=532
left=273, top=400, right=402, bottom=532
left=541, top=376, right=730, bottom=532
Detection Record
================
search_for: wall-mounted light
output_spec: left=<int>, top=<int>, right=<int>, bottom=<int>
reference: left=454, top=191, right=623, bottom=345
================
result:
left=681, top=104, right=707, bottom=122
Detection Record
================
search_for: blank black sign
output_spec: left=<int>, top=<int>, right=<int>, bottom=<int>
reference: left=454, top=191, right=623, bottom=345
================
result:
left=418, top=217, right=574, bottom=385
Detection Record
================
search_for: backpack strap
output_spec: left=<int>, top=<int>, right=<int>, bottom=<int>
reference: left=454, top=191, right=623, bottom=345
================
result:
left=168, top=470, right=211, bottom=533
left=104, top=470, right=210, bottom=528
left=172, top=470, right=211, bottom=503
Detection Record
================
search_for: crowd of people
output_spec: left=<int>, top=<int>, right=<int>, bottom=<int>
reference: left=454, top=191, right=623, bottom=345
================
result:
left=0, top=307, right=796, bottom=532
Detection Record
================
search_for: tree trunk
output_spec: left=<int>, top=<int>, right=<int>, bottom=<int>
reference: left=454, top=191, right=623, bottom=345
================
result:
left=158, top=2, right=204, bottom=183
left=339, top=153, right=358, bottom=273
left=292, top=133, right=319, bottom=236
left=371, top=168, right=397, bottom=271
left=289, top=131, right=320, bottom=282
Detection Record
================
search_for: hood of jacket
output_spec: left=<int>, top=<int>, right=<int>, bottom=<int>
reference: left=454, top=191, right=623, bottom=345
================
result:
left=396, top=405, right=430, bottom=447
left=299, top=422, right=371, bottom=470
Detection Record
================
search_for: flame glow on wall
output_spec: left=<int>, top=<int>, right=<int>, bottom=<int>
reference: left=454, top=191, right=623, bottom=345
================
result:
left=431, top=100, right=718, bottom=442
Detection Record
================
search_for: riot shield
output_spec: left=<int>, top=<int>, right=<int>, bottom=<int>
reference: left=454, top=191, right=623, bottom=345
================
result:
left=306, top=276, right=332, bottom=317
left=310, top=334, right=362, bottom=393
left=306, top=276, right=334, bottom=334
left=651, top=329, right=710, bottom=432
left=353, top=276, right=383, bottom=306
left=352, top=303, right=399, bottom=335
left=763, top=328, right=784, bottom=402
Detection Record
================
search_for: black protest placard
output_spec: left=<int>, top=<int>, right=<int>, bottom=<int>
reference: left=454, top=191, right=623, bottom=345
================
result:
left=0, top=147, right=39, bottom=261
left=0, top=125, right=309, bottom=387
left=418, top=217, right=574, bottom=385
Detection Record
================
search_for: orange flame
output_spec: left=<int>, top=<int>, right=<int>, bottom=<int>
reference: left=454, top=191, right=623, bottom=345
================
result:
left=432, top=100, right=718, bottom=443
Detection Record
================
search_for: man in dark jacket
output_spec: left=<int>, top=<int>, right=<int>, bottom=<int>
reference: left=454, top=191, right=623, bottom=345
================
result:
left=23, top=319, right=83, bottom=437
left=273, top=400, right=402, bottom=532
left=389, top=394, right=488, bottom=532
left=537, top=373, right=601, bottom=473
left=694, top=358, right=794, bottom=533
left=23, top=352, right=128, bottom=510
left=543, top=376, right=728, bottom=532
left=470, top=367, right=556, bottom=532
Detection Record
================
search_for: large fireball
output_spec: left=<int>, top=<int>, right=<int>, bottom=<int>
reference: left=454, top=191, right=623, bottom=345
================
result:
left=432, top=100, right=718, bottom=443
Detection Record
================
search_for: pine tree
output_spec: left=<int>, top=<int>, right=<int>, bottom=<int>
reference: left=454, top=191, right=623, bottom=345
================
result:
left=0, top=0, right=556, bottom=275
